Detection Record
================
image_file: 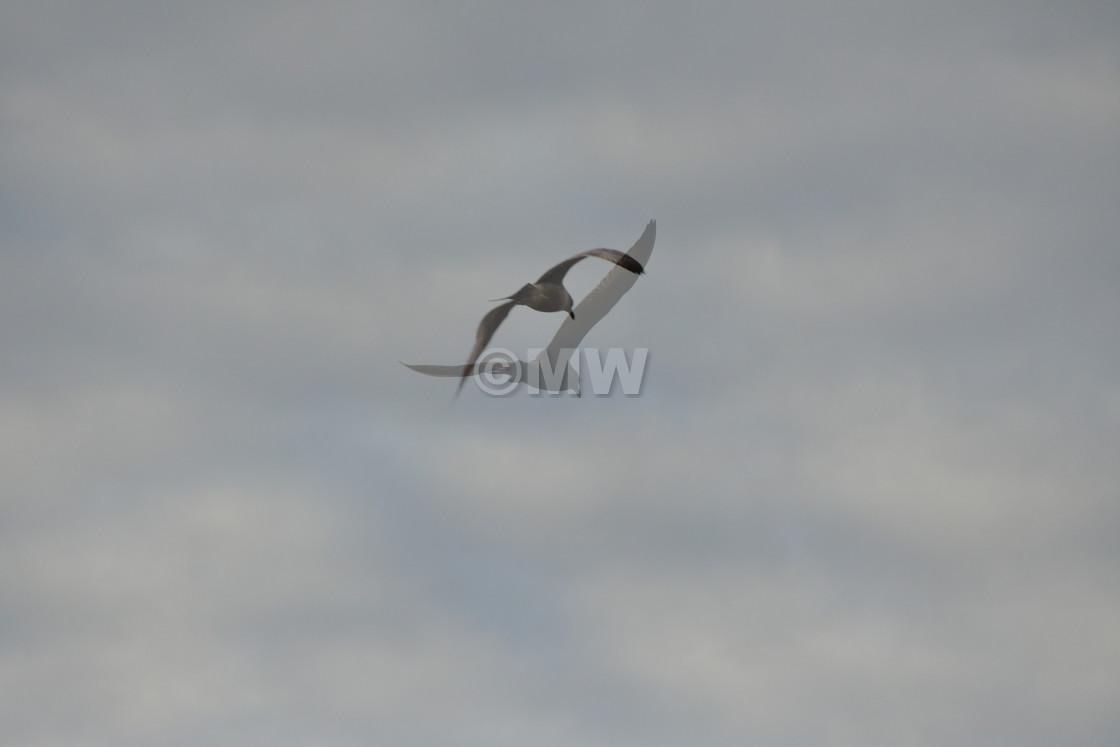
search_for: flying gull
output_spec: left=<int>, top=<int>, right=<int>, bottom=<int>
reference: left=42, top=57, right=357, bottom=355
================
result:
left=451, top=248, right=644, bottom=395
left=404, top=220, right=655, bottom=396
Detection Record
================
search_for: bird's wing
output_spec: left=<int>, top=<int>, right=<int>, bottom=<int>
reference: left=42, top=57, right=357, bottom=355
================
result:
left=534, top=255, right=586, bottom=286
left=534, top=220, right=655, bottom=376
left=401, top=360, right=519, bottom=377
left=456, top=300, right=516, bottom=396
left=535, top=247, right=645, bottom=286
left=580, top=247, right=646, bottom=276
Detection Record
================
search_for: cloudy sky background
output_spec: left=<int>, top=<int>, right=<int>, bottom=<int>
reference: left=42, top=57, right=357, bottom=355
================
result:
left=2, top=1, right=1119, bottom=744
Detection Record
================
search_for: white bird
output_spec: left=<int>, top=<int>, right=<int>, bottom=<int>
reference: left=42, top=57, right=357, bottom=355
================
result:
left=404, top=220, right=655, bottom=395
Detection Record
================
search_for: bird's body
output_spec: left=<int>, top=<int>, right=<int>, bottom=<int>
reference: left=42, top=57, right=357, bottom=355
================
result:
left=497, top=283, right=575, bottom=315
left=456, top=247, right=645, bottom=396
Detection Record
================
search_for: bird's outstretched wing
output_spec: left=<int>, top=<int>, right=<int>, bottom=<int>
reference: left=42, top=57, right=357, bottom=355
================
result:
left=533, top=220, right=656, bottom=390
left=456, top=300, right=516, bottom=397
left=536, top=248, right=645, bottom=286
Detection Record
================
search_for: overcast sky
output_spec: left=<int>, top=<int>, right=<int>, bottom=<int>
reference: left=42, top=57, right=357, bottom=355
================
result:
left=2, top=1, right=1119, bottom=745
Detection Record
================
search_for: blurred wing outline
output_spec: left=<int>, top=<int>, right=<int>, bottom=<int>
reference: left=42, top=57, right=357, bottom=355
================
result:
left=535, top=247, right=645, bottom=286
left=456, top=300, right=516, bottom=397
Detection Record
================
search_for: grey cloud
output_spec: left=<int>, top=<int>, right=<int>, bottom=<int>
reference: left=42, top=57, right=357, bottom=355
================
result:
left=2, top=1, right=1119, bottom=745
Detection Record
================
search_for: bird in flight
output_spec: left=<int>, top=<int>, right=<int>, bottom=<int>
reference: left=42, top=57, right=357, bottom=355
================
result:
left=403, top=221, right=655, bottom=397
left=455, top=248, right=645, bottom=396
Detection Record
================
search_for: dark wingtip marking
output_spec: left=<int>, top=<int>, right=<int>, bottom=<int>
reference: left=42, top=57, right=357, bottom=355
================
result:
left=619, top=254, right=645, bottom=275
